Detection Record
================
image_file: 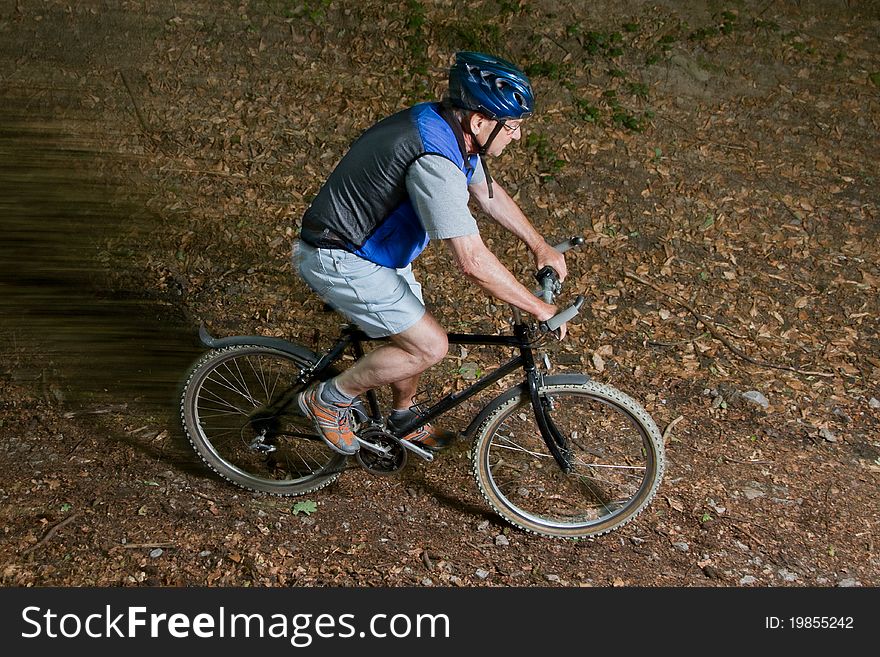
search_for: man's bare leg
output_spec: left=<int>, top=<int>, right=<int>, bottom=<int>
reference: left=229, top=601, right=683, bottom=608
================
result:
left=332, top=313, right=447, bottom=399
left=389, top=375, right=421, bottom=412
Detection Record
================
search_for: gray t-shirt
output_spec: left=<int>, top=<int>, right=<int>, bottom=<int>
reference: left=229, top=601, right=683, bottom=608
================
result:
left=406, top=154, right=484, bottom=240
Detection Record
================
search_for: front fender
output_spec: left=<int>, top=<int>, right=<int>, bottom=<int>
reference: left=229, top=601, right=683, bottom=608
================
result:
left=462, top=373, right=590, bottom=440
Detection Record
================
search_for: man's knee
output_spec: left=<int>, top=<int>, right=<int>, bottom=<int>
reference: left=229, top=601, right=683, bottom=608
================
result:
left=396, top=316, right=449, bottom=368
left=419, top=331, right=449, bottom=366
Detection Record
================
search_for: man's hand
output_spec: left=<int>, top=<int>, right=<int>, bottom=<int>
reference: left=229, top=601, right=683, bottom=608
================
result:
left=532, top=240, right=568, bottom=281
left=536, top=303, right=567, bottom=341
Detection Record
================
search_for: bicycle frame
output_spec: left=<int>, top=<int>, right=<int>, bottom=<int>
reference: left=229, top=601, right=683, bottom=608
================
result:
left=289, top=316, right=575, bottom=472
left=198, top=314, right=574, bottom=470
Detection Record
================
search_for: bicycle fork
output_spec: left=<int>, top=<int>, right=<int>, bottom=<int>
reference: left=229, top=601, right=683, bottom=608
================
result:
left=527, top=372, right=574, bottom=473
left=519, top=325, right=574, bottom=474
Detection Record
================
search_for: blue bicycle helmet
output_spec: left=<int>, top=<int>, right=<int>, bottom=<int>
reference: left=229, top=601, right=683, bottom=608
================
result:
left=448, top=51, right=534, bottom=120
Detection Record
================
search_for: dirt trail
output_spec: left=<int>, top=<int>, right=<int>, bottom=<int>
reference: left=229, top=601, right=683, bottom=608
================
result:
left=1, top=1, right=878, bottom=588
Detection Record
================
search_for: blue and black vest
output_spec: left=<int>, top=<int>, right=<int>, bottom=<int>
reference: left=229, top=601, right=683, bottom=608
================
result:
left=300, top=102, right=479, bottom=269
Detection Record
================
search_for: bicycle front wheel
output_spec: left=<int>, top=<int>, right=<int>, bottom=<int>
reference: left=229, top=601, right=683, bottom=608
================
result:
left=472, top=380, right=665, bottom=538
left=181, top=345, right=346, bottom=495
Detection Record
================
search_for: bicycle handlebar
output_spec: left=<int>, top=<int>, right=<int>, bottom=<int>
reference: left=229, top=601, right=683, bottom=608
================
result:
left=534, top=236, right=585, bottom=334
left=553, top=236, right=586, bottom=253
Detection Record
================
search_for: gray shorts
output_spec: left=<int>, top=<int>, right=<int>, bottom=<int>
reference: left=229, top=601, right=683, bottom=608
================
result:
left=295, top=241, right=425, bottom=338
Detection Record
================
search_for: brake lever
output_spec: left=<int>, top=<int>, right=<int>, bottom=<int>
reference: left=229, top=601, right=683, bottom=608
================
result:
left=533, top=235, right=585, bottom=315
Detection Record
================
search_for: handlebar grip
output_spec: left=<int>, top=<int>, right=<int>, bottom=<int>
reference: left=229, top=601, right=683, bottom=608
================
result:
left=553, top=236, right=585, bottom=254
left=541, top=295, right=584, bottom=332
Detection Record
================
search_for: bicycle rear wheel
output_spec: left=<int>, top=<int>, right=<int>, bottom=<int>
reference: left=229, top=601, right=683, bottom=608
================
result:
left=472, top=380, right=664, bottom=538
left=180, top=345, right=346, bottom=495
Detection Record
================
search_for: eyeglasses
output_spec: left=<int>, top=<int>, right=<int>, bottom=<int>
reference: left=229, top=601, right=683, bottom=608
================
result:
left=501, top=121, right=523, bottom=135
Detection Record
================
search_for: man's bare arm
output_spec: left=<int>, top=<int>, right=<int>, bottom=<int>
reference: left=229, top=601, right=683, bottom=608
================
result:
left=445, top=233, right=565, bottom=338
left=468, top=178, right=568, bottom=280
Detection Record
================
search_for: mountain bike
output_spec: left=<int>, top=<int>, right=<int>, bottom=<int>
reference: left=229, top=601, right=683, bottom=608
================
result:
left=180, top=237, right=665, bottom=538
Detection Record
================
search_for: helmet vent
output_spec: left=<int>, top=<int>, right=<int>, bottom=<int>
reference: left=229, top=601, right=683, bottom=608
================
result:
left=448, top=51, right=534, bottom=120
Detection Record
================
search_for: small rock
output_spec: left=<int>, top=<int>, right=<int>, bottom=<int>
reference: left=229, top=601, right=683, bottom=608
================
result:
left=149, top=548, right=163, bottom=558
left=740, top=391, right=769, bottom=409
left=545, top=574, right=561, bottom=582
left=818, top=427, right=838, bottom=442
left=742, top=484, right=765, bottom=500
left=672, top=541, right=690, bottom=553
left=421, top=578, right=434, bottom=586
left=869, top=397, right=880, bottom=409
left=671, top=53, right=711, bottom=82
left=838, top=578, right=862, bottom=587
left=778, top=568, right=799, bottom=582
left=702, top=565, right=722, bottom=580
left=477, top=520, right=490, bottom=532
left=630, top=537, right=646, bottom=546
left=495, top=534, right=510, bottom=547
left=708, top=500, right=726, bottom=514
left=739, top=575, right=758, bottom=585
left=475, top=568, right=490, bottom=580
left=198, top=550, right=212, bottom=557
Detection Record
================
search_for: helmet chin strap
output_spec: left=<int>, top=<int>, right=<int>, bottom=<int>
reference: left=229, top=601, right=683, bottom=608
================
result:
left=475, top=119, right=505, bottom=199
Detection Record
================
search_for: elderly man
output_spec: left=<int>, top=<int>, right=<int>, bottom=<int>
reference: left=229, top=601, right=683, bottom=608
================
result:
left=295, top=51, right=567, bottom=456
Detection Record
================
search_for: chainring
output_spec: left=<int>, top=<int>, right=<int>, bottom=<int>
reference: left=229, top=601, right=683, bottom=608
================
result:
left=355, top=426, right=407, bottom=475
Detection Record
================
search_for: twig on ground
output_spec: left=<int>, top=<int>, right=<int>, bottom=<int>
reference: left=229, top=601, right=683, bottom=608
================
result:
left=661, top=415, right=684, bottom=443
left=624, top=271, right=835, bottom=378
left=22, top=512, right=81, bottom=556
left=118, top=69, right=153, bottom=136
left=722, top=456, right=774, bottom=465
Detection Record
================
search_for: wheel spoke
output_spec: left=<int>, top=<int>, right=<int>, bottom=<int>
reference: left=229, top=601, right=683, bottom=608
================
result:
left=473, top=383, right=664, bottom=538
left=182, top=346, right=345, bottom=496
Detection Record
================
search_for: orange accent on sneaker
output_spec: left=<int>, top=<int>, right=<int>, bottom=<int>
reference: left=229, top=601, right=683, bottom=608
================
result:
left=401, top=423, right=456, bottom=451
left=297, top=384, right=359, bottom=455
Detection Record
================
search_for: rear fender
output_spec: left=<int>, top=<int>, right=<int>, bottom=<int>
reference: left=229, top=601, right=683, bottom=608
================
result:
left=199, top=323, right=320, bottom=362
left=198, top=324, right=370, bottom=421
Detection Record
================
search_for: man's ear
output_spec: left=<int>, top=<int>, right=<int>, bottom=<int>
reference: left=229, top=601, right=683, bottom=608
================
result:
left=470, top=112, right=489, bottom=133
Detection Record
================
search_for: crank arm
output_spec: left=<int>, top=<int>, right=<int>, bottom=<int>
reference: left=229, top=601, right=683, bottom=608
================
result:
left=399, top=440, right=435, bottom=462
left=356, top=437, right=393, bottom=456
